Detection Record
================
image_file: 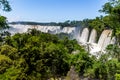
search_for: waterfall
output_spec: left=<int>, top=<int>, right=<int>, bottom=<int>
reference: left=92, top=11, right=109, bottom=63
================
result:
left=98, top=30, right=112, bottom=50
left=110, top=37, right=116, bottom=44
left=73, top=26, right=81, bottom=40
left=8, top=24, right=116, bottom=53
left=79, top=28, right=89, bottom=43
left=89, top=29, right=97, bottom=43
left=8, top=24, right=31, bottom=35
left=77, top=29, right=82, bottom=43
left=9, top=24, right=61, bottom=34
left=61, top=27, right=75, bottom=34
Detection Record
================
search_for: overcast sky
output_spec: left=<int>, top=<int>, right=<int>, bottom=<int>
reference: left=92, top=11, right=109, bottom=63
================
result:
left=0, top=0, right=108, bottom=22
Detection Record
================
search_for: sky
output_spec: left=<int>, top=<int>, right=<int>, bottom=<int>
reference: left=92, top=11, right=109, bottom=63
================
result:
left=0, top=0, right=108, bottom=22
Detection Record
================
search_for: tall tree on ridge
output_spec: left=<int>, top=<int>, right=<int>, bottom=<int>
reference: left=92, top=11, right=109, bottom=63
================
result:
left=99, top=0, right=120, bottom=44
left=0, top=0, right=11, bottom=12
left=0, top=0, right=11, bottom=42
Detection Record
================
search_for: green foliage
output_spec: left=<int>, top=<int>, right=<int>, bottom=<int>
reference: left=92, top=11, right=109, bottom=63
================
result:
left=0, top=29, right=85, bottom=79
left=0, top=28, right=120, bottom=80
left=0, top=0, right=11, bottom=11
left=83, top=51, right=120, bottom=80
left=1, top=0, right=120, bottom=79
left=99, top=0, right=120, bottom=44
left=2, top=29, right=120, bottom=79
left=0, top=45, right=18, bottom=60
left=0, top=16, right=10, bottom=42
left=0, top=0, right=11, bottom=43
left=0, top=55, right=12, bottom=74
left=0, top=16, right=9, bottom=30
left=106, top=44, right=120, bottom=61
left=58, top=20, right=89, bottom=27
left=89, top=17, right=106, bottom=33
left=69, top=51, right=93, bottom=75
left=0, top=67, right=21, bottom=80
left=115, top=73, right=120, bottom=80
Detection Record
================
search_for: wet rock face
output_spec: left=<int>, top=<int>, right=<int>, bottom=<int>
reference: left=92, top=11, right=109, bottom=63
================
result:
left=66, top=66, right=80, bottom=80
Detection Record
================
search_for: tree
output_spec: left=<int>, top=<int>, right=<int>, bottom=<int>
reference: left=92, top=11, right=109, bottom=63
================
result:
left=3, top=29, right=77, bottom=79
left=0, top=45, right=18, bottom=60
left=70, top=50, right=93, bottom=76
left=115, top=73, right=120, bottom=80
left=0, top=16, right=10, bottom=42
left=106, top=44, right=120, bottom=61
left=0, top=55, right=12, bottom=74
left=0, top=0, right=11, bottom=42
left=0, top=0, right=11, bottom=12
left=99, top=0, right=120, bottom=44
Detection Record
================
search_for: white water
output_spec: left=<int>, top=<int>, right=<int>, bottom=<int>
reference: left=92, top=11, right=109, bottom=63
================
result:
left=89, top=29, right=97, bottom=43
left=102, top=30, right=112, bottom=50
left=78, top=29, right=115, bottom=54
left=74, top=26, right=81, bottom=40
left=61, top=27, right=75, bottom=34
left=110, top=37, right=116, bottom=44
left=98, top=30, right=112, bottom=49
left=8, top=24, right=76, bottom=36
left=89, top=43, right=101, bottom=54
left=79, top=28, right=89, bottom=43
left=37, top=25, right=61, bottom=34
left=8, top=24, right=61, bottom=35
left=8, top=24, right=116, bottom=54
left=8, top=24, right=31, bottom=35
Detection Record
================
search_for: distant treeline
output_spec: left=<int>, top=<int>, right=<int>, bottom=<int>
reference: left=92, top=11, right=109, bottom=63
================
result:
left=9, top=21, right=59, bottom=26
left=9, top=19, right=92, bottom=27
left=9, top=19, right=110, bottom=38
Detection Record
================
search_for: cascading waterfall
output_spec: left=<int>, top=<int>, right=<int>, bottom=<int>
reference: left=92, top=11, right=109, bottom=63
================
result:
left=9, top=24, right=76, bottom=35
left=61, top=27, right=75, bottom=34
left=88, top=29, right=97, bottom=43
left=74, top=26, right=81, bottom=41
left=79, top=28, right=89, bottom=43
left=98, top=30, right=112, bottom=50
left=9, top=24, right=61, bottom=34
left=78, top=29, right=116, bottom=53
left=8, top=24, right=116, bottom=53
left=102, top=30, right=112, bottom=50
left=110, top=37, right=116, bottom=44
left=8, top=24, right=31, bottom=35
